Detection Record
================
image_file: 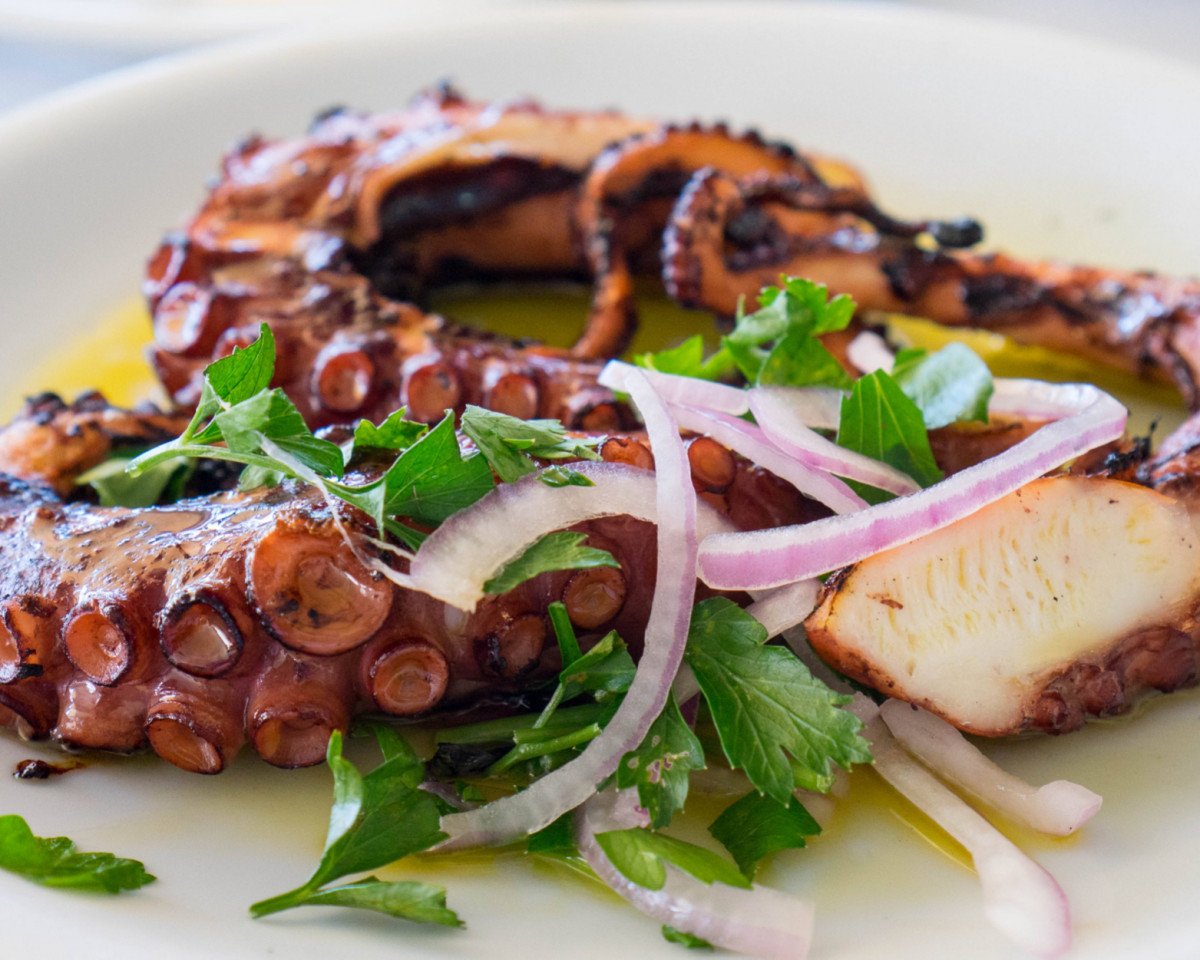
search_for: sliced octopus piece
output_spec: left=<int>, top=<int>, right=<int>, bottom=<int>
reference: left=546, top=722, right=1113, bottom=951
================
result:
left=804, top=467, right=1200, bottom=737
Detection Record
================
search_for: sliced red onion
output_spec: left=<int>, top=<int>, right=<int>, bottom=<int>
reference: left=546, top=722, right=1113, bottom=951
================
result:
left=669, top=404, right=867, bottom=515
left=598, top=361, right=751, bottom=416
left=748, top=385, right=844, bottom=431
left=698, top=382, right=1127, bottom=590
left=576, top=789, right=815, bottom=960
left=845, top=330, right=896, bottom=374
left=744, top=580, right=822, bottom=640
left=860, top=707, right=1072, bottom=958
left=437, top=368, right=697, bottom=849
left=878, top=700, right=1102, bottom=837
left=749, top=388, right=920, bottom=496
left=989, top=378, right=1101, bottom=421
left=399, top=461, right=731, bottom=612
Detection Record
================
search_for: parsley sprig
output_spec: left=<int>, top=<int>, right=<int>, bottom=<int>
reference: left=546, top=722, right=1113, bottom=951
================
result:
left=638, top=276, right=994, bottom=498
left=0, top=815, right=155, bottom=893
left=124, top=324, right=612, bottom=587
left=250, top=726, right=460, bottom=926
left=636, top=277, right=855, bottom=388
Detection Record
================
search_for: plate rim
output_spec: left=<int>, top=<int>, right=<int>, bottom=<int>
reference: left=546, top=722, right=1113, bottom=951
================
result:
left=5, top=0, right=1200, bottom=139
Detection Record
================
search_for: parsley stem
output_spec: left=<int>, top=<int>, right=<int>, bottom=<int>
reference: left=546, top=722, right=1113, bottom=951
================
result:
left=532, top=685, right=567, bottom=730
left=548, top=602, right=582, bottom=668
left=487, top=723, right=601, bottom=775
left=128, top=443, right=286, bottom=478
left=249, top=881, right=321, bottom=918
left=435, top=703, right=607, bottom=746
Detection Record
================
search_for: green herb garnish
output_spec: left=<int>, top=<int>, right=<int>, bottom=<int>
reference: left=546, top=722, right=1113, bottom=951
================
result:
left=0, top=814, right=155, bottom=893
left=891, top=342, right=994, bottom=429
left=684, top=598, right=871, bottom=802
left=615, top=692, right=705, bottom=829
left=483, top=532, right=619, bottom=596
left=594, top=827, right=750, bottom=891
left=77, top=454, right=192, bottom=508
left=460, top=405, right=601, bottom=483
left=708, top=792, right=821, bottom=880
left=662, top=925, right=714, bottom=949
left=836, top=370, right=943, bottom=496
left=249, top=727, right=459, bottom=926
left=636, top=277, right=855, bottom=389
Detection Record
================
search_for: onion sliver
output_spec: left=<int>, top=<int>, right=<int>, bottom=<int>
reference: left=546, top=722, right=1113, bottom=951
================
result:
left=749, top=388, right=920, bottom=496
left=753, top=386, right=844, bottom=432
left=598, top=361, right=750, bottom=416
left=861, top=709, right=1072, bottom=958
left=402, top=461, right=731, bottom=612
left=698, top=382, right=1126, bottom=590
left=669, top=404, right=866, bottom=515
left=437, top=368, right=697, bottom=849
left=989, top=378, right=1105, bottom=421
left=745, top=580, right=822, bottom=640
left=576, top=789, right=815, bottom=960
left=845, top=330, right=895, bottom=374
left=878, top=700, right=1102, bottom=837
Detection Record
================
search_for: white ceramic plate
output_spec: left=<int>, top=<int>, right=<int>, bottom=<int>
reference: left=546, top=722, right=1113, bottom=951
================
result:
left=1, top=4, right=1199, bottom=959
left=0, top=0, right=512, bottom=50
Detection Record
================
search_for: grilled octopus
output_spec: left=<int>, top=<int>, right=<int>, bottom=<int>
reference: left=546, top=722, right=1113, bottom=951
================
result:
left=0, top=394, right=826, bottom=773
left=145, top=85, right=877, bottom=431
left=5, top=89, right=1200, bottom=770
left=663, top=169, right=1200, bottom=406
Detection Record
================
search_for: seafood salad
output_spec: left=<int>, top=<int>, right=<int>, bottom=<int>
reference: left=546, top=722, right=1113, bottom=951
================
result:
left=1, top=86, right=1199, bottom=959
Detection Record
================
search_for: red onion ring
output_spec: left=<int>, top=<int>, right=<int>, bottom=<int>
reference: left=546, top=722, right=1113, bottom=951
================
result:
left=620, top=366, right=752, bottom=416
left=398, top=461, right=731, bottom=612
left=744, top=579, right=822, bottom=640
left=698, top=382, right=1127, bottom=590
left=748, top=387, right=920, bottom=496
left=667, top=404, right=866, bottom=515
left=854, top=699, right=1072, bottom=958
left=436, top=368, right=697, bottom=849
left=878, top=700, right=1101, bottom=837
left=753, top=386, right=844, bottom=432
left=576, top=789, right=815, bottom=960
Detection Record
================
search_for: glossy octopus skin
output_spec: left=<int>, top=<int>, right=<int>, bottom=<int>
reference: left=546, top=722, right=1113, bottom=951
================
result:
left=0, top=396, right=826, bottom=773
left=663, top=168, right=1200, bottom=406
left=148, top=85, right=656, bottom=431
left=571, top=123, right=862, bottom=357
left=147, top=88, right=866, bottom=429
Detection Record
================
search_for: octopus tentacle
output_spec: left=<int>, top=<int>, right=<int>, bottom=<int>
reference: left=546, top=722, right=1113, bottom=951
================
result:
left=663, top=167, right=1200, bottom=405
left=148, top=89, right=666, bottom=426
left=0, top=396, right=823, bottom=771
left=572, top=124, right=856, bottom=358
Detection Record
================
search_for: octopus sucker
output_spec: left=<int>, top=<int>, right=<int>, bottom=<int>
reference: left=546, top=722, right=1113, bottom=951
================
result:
left=7, top=90, right=1200, bottom=777
left=0, top=395, right=826, bottom=771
